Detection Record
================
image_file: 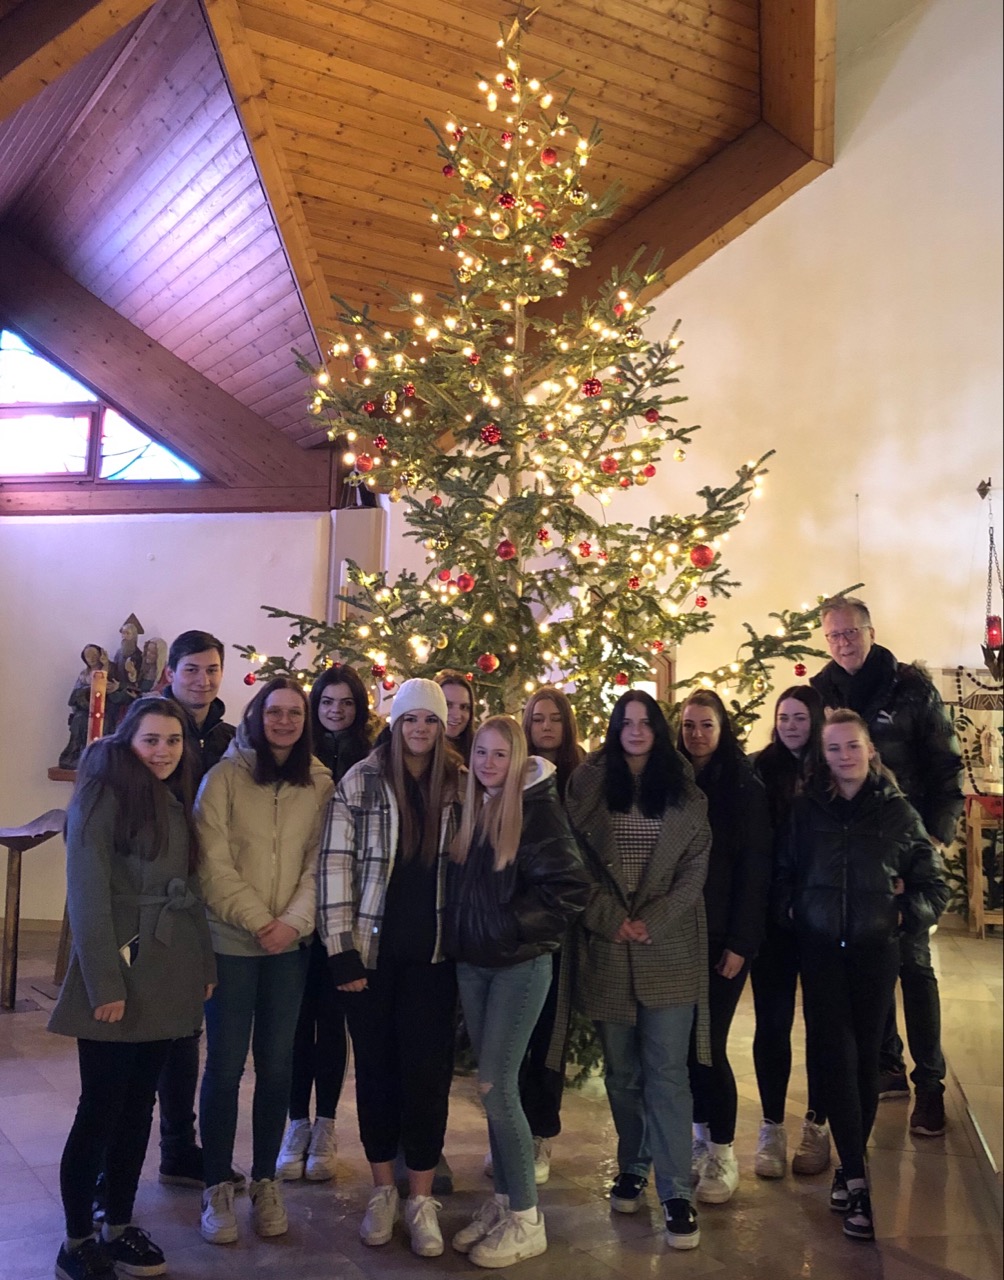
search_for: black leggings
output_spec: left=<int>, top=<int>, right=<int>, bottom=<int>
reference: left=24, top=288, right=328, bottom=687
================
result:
left=799, top=940, right=899, bottom=1181
left=289, top=935, right=349, bottom=1120
left=750, top=924, right=827, bottom=1125
left=688, top=944, right=750, bottom=1145
left=518, top=948, right=565, bottom=1140
left=61, top=1038, right=171, bottom=1239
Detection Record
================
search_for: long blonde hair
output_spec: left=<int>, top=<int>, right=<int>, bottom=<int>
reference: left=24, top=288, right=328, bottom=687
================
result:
left=452, top=715, right=527, bottom=870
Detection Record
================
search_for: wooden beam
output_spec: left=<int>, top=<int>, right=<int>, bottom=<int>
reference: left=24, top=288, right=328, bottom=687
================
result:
left=761, top=0, right=835, bottom=163
left=0, top=230, right=320, bottom=490
left=201, top=0, right=339, bottom=351
left=0, top=0, right=152, bottom=121
left=0, top=481, right=331, bottom=516
left=534, top=121, right=828, bottom=323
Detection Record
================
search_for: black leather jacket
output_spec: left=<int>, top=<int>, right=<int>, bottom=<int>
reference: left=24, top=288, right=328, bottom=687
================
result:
left=811, top=646, right=962, bottom=846
left=444, top=769, right=589, bottom=968
left=775, top=775, right=948, bottom=949
left=162, top=690, right=235, bottom=783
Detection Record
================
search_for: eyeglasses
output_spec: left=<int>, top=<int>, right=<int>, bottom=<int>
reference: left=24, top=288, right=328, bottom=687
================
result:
left=824, top=627, right=862, bottom=643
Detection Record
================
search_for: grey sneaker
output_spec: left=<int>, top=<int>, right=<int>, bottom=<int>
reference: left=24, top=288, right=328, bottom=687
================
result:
left=452, top=1196, right=508, bottom=1254
left=305, top=1117, right=338, bottom=1181
left=201, top=1180, right=238, bottom=1245
left=469, top=1209, right=547, bottom=1268
left=792, top=1116, right=831, bottom=1174
left=532, top=1136, right=551, bottom=1185
left=754, top=1120, right=787, bottom=1179
left=276, top=1118, right=311, bottom=1181
left=249, top=1177, right=288, bottom=1237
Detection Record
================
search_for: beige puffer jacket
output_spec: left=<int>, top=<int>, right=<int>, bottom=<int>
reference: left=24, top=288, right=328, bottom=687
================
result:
left=195, top=740, right=335, bottom=956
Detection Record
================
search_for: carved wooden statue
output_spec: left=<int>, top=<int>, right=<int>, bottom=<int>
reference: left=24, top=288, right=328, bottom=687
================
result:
left=58, top=645, right=112, bottom=769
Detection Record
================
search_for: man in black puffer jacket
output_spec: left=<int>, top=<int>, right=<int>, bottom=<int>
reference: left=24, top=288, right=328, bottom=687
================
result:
left=811, top=596, right=962, bottom=1139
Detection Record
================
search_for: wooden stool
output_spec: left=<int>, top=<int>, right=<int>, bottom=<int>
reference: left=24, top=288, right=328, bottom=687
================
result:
left=1, top=810, right=66, bottom=1011
left=965, top=794, right=1004, bottom=938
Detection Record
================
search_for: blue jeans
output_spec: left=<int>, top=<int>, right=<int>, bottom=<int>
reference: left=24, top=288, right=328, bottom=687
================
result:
left=458, top=954, right=552, bottom=1211
left=595, top=1003, right=696, bottom=1204
left=200, top=948, right=309, bottom=1186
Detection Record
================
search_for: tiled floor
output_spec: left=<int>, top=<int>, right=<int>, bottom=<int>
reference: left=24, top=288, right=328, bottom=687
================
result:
left=1, top=923, right=1000, bottom=1280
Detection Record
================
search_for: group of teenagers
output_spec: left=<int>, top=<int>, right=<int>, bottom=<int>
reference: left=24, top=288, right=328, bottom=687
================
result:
left=50, top=595, right=955, bottom=1280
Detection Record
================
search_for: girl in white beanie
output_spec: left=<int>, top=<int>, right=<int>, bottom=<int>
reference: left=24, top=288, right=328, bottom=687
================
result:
left=317, top=679, right=463, bottom=1259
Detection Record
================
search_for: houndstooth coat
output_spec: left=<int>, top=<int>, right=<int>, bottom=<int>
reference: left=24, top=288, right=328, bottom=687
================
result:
left=561, top=754, right=712, bottom=1062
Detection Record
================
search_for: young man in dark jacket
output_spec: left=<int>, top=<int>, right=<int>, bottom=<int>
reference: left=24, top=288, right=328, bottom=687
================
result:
left=811, top=596, right=963, bottom=1137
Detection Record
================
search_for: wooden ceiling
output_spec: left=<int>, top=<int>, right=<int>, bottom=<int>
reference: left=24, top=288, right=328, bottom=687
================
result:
left=0, top=0, right=834, bottom=514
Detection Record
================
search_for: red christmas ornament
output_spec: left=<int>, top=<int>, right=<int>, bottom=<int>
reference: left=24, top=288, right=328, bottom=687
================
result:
left=540, top=147, right=558, bottom=166
left=619, top=476, right=632, bottom=488
left=448, top=124, right=465, bottom=140
left=497, top=191, right=516, bottom=209
left=651, top=640, right=665, bottom=653
left=363, top=400, right=376, bottom=414
left=578, top=541, right=592, bottom=557
left=581, top=377, right=603, bottom=397
left=550, top=233, right=567, bottom=250
left=464, top=672, right=474, bottom=682
left=695, top=595, right=708, bottom=609
left=477, top=652, right=500, bottom=674
left=613, top=302, right=625, bottom=318
left=373, top=434, right=388, bottom=450
left=536, top=430, right=550, bottom=442
left=403, top=382, right=416, bottom=397
left=614, top=672, right=630, bottom=686
left=456, top=573, right=476, bottom=593
left=454, top=223, right=468, bottom=238
left=600, top=456, right=618, bottom=475
left=536, top=528, right=550, bottom=543
left=794, top=663, right=807, bottom=678
left=431, top=495, right=443, bottom=507
left=496, top=539, right=517, bottom=561
left=689, top=544, right=714, bottom=569
left=468, top=351, right=481, bottom=365
left=480, top=422, right=502, bottom=445
left=352, top=353, right=367, bottom=370
left=643, top=464, right=656, bottom=478
left=437, top=569, right=451, bottom=582
left=442, top=163, right=455, bottom=177
left=382, top=677, right=396, bottom=691
left=644, top=408, right=660, bottom=423
left=628, top=575, right=641, bottom=590
left=355, top=453, right=374, bottom=473
left=502, top=75, right=515, bottom=91
left=371, top=663, right=386, bottom=678
left=597, top=550, right=608, bottom=562
left=530, top=198, right=548, bottom=218
left=501, top=131, right=513, bottom=145
left=243, top=672, right=257, bottom=686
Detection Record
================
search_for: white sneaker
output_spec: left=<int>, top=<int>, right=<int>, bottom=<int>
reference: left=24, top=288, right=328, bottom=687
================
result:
left=696, top=1143, right=739, bottom=1204
left=360, top=1185, right=399, bottom=1247
left=532, top=1136, right=551, bottom=1185
left=453, top=1195, right=508, bottom=1254
left=469, top=1209, right=547, bottom=1269
left=404, top=1195, right=444, bottom=1257
left=691, top=1128, right=710, bottom=1183
left=754, top=1120, right=787, bottom=1179
left=201, top=1180, right=238, bottom=1244
left=249, top=1177, right=288, bottom=1237
left=792, top=1116, right=832, bottom=1175
left=305, top=1116, right=338, bottom=1181
left=276, top=1117, right=311, bottom=1180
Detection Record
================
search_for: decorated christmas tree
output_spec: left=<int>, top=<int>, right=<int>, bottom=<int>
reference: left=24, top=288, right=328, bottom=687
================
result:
left=239, top=18, right=850, bottom=730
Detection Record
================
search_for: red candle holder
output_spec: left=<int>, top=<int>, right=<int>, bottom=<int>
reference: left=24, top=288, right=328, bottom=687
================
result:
left=988, top=615, right=1003, bottom=648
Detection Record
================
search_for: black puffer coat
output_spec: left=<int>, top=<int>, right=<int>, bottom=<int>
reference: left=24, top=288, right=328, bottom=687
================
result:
left=774, top=774, right=948, bottom=949
left=444, top=764, right=589, bottom=968
left=811, top=646, right=962, bottom=845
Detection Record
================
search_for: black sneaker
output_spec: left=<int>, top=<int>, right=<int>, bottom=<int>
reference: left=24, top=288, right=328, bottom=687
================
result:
left=910, top=1089, right=946, bottom=1136
left=104, top=1225, right=167, bottom=1277
left=829, top=1166, right=849, bottom=1212
left=55, top=1238, right=115, bottom=1280
left=609, top=1172, right=648, bottom=1213
left=842, top=1187, right=874, bottom=1241
left=878, top=1069, right=909, bottom=1100
left=662, top=1197, right=700, bottom=1250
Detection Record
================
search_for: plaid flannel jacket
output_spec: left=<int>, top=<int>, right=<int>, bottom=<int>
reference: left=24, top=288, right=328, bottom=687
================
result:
left=317, top=754, right=458, bottom=969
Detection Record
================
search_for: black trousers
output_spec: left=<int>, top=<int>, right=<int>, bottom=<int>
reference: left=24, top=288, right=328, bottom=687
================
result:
left=688, top=944, right=751, bottom=1145
left=156, top=1031, right=200, bottom=1154
left=289, top=935, right=349, bottom=1120
left=517, top=948, right=565, bottom=1140
left=62, top=1038, right=171, bottom=1239
left=800, top=939, right=899, bottom=1181
left=343, top=957, right=457, bottom=1172
left=879, top=930, right=946, bottom=1093
left=750, top=924, right=828, bottom=1125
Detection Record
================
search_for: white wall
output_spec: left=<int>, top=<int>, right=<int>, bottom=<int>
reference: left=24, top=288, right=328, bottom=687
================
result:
left=0, top=512, right=328, bottom=920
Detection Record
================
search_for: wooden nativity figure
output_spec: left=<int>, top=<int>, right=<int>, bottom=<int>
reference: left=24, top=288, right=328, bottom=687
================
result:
left=58, top=644, right=113, bottom=769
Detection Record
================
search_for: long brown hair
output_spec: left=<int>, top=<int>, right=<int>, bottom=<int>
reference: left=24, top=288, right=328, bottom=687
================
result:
left=435, top=669, right=476, bottom=764
left=73, top=696, right=200, bottom=872
left=382, top=718, right=461, bottom=866
left=521, top=686, right=584, bottom=800
left=452, top=716, right=527, bottom=870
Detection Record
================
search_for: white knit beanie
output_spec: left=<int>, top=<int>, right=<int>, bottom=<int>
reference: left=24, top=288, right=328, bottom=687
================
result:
left=388, top=677, right=449, bottom=729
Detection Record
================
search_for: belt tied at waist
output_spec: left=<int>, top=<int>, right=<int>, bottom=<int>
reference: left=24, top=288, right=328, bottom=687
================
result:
left=119, top=877, right=198, bottom=946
